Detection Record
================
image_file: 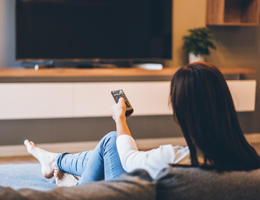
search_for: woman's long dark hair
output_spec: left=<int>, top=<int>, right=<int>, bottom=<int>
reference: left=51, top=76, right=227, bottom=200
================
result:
left=170, top=62, right=260, bottom=170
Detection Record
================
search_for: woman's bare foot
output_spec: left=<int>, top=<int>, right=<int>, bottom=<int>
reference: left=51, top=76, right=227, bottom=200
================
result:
left=24, top=139, right=57, bottom=179
left=54, top=168, right=78, bottom=187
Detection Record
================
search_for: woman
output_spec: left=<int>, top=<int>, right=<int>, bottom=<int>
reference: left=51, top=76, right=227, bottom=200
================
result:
left=24, top=62, right=260, bottom=186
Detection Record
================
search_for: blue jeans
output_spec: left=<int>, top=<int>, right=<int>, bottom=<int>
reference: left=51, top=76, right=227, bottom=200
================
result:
left=55, top=131, right=126, bottom=185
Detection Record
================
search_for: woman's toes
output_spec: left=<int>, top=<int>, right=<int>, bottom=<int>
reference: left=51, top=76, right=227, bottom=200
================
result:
left=24, top=139, right=30, bottom=146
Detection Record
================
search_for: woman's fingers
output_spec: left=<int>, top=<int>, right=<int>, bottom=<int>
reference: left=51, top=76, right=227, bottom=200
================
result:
left=118, top=96, right=125, bottom=104
left=111, top=97, right=127, bottom=122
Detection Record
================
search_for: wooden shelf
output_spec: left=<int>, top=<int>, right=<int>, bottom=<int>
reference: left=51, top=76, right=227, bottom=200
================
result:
left=0, top=67, right=256, bottom=78
left=207, top=0, right=259, bottom=26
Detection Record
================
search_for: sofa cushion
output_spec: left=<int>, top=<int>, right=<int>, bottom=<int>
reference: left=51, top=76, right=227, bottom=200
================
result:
left=155, top=167, right=260, bottom=200
left=1, top=163, right=260, bottom=200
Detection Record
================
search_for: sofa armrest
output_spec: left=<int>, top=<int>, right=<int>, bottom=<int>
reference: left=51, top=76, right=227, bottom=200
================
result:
left=156, top=167, right=260, bottom=200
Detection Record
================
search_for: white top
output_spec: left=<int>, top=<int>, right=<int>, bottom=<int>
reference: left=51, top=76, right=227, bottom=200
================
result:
left=116, top=134, right=192, bottom=179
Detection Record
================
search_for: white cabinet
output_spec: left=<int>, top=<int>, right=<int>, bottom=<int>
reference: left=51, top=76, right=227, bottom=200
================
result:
left=73, top=82, right=172, bottom=117
left=0, top=83, right=73, bottom=119
left=228, top=80, right=256, bottom=112
left=0, top=80, right=256, bottom=119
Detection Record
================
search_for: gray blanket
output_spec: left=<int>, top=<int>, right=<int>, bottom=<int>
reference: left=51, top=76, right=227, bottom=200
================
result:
left=0, top=164, right=56, bottom=191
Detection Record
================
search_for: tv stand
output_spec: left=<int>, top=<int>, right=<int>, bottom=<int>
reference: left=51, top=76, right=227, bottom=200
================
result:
left=76, top=62, right=118, bottom=69
left=20, top=60, right=163, bottom=70
left=76, top=62, right=163, bottom=70
left=21, top=61, right=54, bottom=70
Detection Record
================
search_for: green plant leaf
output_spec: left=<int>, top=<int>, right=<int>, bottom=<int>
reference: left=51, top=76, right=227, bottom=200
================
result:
left=182, top=27, right=217, bottom=56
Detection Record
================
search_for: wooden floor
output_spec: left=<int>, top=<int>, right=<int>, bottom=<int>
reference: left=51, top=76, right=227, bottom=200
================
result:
left=252, top=143, right=260, bottom=154
left=0, top=143, right=260, bottom=165
left=0, top=155, right=38, bottom=165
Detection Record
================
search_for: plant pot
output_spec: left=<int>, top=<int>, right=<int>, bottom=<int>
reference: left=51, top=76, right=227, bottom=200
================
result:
left=189, top=53, right=204, bottom=63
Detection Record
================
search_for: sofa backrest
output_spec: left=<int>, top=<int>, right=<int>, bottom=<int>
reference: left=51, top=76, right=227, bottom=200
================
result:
left=155, top=167, right=260, bottom=200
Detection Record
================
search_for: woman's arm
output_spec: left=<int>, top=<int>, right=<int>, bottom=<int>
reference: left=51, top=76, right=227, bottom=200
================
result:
left=111, top=98, right=177, bottom=178
left=111, top=97, right=132, bottom=138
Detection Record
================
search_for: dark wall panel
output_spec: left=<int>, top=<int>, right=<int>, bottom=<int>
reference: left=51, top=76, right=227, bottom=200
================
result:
left=0, top=115, right=183, bottom=146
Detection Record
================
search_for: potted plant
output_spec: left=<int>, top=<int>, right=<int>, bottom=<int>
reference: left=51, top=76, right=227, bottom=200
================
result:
left=182, top=27, right=217, bottom=63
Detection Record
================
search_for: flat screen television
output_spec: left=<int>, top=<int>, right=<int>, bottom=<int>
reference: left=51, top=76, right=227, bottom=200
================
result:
left=16, top=0, right=172, bottom=64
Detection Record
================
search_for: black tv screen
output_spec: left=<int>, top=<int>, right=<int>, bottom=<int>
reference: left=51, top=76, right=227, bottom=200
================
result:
left=16, top=0, right=172, bottom=61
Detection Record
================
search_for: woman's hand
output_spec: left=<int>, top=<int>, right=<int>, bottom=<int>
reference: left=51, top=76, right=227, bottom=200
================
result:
left=111, top=97, right=127, bottom=123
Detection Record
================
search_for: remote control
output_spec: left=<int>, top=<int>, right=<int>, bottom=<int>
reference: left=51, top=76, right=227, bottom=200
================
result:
left=111, top=89, right=134, bottom=117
